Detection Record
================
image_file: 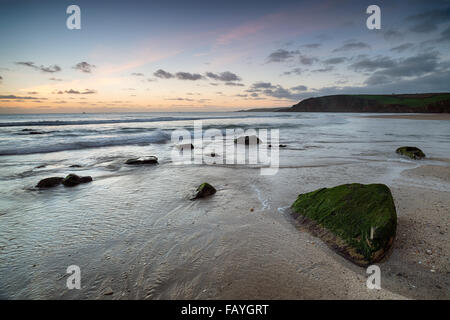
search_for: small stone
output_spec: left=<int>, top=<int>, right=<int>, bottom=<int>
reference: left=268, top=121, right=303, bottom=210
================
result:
left=125, top=156, right=158, bottom=165
left=234, top=135, right=262, bottom=145
left=104, top=287, right=114, bottom=295
left=430, top=269, right=435, bottom=273
left=191, top=183, right=216, bottom=200
left=426, top=249, right=432, bottom=255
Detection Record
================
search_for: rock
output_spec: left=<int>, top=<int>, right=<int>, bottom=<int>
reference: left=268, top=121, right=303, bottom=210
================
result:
left=62, top=174, right=93, bottom=187
left=69, top=164, right=82, bottom=168
left=36, top=177, right=64, bottom=188
left=291, top=183, right=397, bottom=266
left=234, top=135, right=262, bottom=145
left=125, top=156, right=158, bottom=165
left=176, top=143, right=194, bottom=150
left=279, top=144, right=287, bottom=148
left=426, top=249, right=432, bottom=255
left=396, top=146, right=425, bottom=159
left=210, top=152, right=216, bottom=157
left=103, top=287, right=114, bottom=296
left=29, top=131, right=43, bottom=135
left=191, top=182, right=216, bottom=200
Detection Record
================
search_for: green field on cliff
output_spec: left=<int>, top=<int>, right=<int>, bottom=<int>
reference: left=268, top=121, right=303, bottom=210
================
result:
left=353, top=93, right=450, bottom=107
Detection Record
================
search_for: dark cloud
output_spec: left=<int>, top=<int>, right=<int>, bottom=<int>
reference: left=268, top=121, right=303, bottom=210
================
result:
left=349, top=56, right=396, bottom=72
left=266, top=49, right=298, bottom=63
left=131, top=72, right=144, bottom=76
left=250, top=82, right=276, bottom=90
left=225, top=82, right=244, bottom=86
left=299, top=54, right=318, bottom=66
left=332, top=41, right=370, bottom=52
left=283, top=68, right=302, bottom=76
left=383, top=29, right=404, bottom=41
left=206, top=71, right=241, bottom=82
left=0, top=95, right=43, bottom=100
left=406, top=7, right=450, bottom=33
left=390, top=43, right=414, bottom=53
left=364, top=52, right=440, bottom=85
left=64, top=89, right=97, bottom=94
left=312, top=66, right=334, bottom=73
left=16, top=61, right=61, bottom=73
left=302, top=43, right=321, bottom=49
left=175, top=72, right=203, bottom=80
left=323, top=57, right=347, bottom=65
left=74, top=62, right=95, bottom=73
left=438, top=25, right=450, bottom=42
left=154, top=69, right=174, bottom=79
left=291, top=85, right=308, bottom=91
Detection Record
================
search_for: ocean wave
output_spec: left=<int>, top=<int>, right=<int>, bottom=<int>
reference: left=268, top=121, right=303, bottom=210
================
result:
left=0, top=130, right=171, bottom=155
left=0, top=114, right=287, bottom=127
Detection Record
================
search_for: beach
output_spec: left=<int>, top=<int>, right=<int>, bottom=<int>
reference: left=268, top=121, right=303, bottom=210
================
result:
left=0, top=112, right=448, bottom=299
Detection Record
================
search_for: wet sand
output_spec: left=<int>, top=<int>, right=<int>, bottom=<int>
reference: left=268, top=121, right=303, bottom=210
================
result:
left=40, top=162, right=446, bottom=300
left=361, top=114, right=450, bottom=120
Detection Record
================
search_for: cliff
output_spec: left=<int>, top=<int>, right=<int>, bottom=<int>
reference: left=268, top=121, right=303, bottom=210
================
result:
left=288, top=93, right=450, bottom=113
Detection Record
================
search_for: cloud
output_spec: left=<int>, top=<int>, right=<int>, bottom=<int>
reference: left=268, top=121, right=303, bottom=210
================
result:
left=299, top=54, right=318, bottom=66
left=291, top=85, right=308, bottom=91
left=312, top=66, right=334, bottom=73
left=383, top=29, right=404, bottom=41
left=0, top=95, right=43, bottom=100
left=266, top=49, right=298, bottom=63
left=390, top=43, right=414, bottom=53
left=438, top=25, right=450, bottom=42
left=64, top=89, right=97, bottom=94
left=16, top=61, right=61, bottom=73
left=49, top=77, right=63, bottom=81
left=364, top=52, right=440, bottom=85
left=175, top=72, right=203, bottom=80
left=225, top=82, right=244, bottom=86
left=206, top=71, right=241, bottom=82
left=349, top=56, right=396, bottom=72
left=302, top=43, right=321, bottom=49
left=323, top=57, right=347, bottom=65
left=250, top=82, right=276, bottom=90
left=407, top=7, right=450, bottom=33
left=154, top=69, right=174, bottom=79
left=131, top=72, right=144, bottom=76
left=283, top=68, right=302, bottom=76
left=332, top=41, right=370, bottom=52
left=74, top=62, right=95, bottom=73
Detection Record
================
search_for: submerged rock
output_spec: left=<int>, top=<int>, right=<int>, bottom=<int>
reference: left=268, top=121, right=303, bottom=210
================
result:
left=125, top=156, right=158, bottom=165
left=291, top=183, right=397, bottom=266
left=176, top=143, right=194, bottom=150
left=191, top=182, right=216, bottom=200
left=234, top=135, right=262, bottom=145
left=36, top=177, right=64, bottom=188
left=62, top=174, right=93, bottom=187
left=396, top=146, right=425, bottom=159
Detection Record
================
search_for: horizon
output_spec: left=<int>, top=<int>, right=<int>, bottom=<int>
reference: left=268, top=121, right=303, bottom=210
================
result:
left=1, top=0, right=450, bottom=113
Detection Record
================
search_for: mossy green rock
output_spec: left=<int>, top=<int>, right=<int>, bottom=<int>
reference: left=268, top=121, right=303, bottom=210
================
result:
left=191, top=182, right=216, bottom=200
left=291, top=183, right=397, bottom=266
left=396, top=146, right=425, bottom=159
left=36, top=177, right=63, bottom=188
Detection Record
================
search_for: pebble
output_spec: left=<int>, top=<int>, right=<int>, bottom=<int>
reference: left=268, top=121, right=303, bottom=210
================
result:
left=104, top=287, right=114, bottom=295
left=426, top=249, right=432, bottom=255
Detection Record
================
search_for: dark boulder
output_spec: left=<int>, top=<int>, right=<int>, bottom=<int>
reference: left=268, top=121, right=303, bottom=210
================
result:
left=234, top=135, right=262, bottom=145
left=36, top=177, right=64, bottom=188
left=396, top=146, right=425, bottom=160
left=291, top=183, right=397, bottom=266
left=191, top=182, right=216, bottom=200
left=125, top=156, right=158, bottom=165
left=62, top=174, right=93, bottom=187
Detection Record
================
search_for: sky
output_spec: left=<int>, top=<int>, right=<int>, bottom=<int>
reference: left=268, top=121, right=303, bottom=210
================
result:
left=0, top=0, right=449, bottom=113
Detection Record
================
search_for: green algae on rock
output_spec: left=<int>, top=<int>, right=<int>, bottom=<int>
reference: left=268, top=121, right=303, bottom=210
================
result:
left=291, top=183, right=397, bottom=266
left=396, top=146, right=425, bottom=159
left=191, top=182, right=216, bottom=200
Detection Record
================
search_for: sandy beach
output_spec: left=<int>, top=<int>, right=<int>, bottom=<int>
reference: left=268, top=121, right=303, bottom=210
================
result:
left=361, top=114, right=450, bottom=121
